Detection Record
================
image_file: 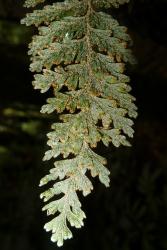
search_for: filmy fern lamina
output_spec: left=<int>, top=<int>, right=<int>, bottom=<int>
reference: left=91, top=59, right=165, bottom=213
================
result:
left=21, top=0, right=137, bottom=246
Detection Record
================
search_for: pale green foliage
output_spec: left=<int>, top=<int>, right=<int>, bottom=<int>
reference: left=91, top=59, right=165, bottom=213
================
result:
left=21, top=0, right=137, bottom=246
left=24, top=0, right=45, bottom=8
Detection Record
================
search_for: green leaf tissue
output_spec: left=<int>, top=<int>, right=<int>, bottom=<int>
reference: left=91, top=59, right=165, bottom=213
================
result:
left=21, top=0, right=137, bottom=246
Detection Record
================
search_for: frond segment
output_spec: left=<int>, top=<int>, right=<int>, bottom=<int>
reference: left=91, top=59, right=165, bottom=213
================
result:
left=22, top=0, right=137, bottom=246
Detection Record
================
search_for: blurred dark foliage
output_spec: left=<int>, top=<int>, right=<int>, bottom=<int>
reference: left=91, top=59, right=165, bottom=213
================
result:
left=0, top=0, right=167, bottom=250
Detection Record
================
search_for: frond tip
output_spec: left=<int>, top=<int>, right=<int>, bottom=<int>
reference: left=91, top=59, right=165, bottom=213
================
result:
left=21, top=0, right=137, bottom=246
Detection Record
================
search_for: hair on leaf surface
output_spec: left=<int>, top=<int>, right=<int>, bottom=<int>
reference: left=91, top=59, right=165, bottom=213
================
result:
left=21, top=0, right=137, bottom=246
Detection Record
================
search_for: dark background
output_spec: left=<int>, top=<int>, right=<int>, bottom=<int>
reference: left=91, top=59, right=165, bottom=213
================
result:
left=0, top=0, right=167, bottom=249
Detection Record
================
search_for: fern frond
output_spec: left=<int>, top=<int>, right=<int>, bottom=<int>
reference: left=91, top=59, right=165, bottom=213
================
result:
left=21, top=0, right=137, bottom=246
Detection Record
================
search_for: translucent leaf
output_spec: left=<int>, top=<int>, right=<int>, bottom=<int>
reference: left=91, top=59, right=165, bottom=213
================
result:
left=22, top=0, right=137, bottom=246
left=44, top=214, right=73, bottom=247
